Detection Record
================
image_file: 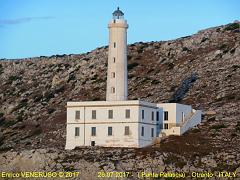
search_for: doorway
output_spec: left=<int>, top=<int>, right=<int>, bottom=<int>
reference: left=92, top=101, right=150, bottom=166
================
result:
left=91, top=141, right=95, bottom=146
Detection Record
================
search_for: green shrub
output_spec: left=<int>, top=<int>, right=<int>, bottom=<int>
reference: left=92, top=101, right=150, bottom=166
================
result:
left=236, top=121, right=240, bottom=132
left=3, top=120, right=17, bottom=127
left=33, top=94, right=43, bottom=102
left=201, top=37, right=208, bottom=43
left=128, top=62, right=139, bottom=70
left=167, top=62, right=174, bottom=70
left=30, top=128, right=42, bottom=136
left=44, top=91, right=54, bottom=101
left=164, top=154, right=178, bottom=164
left=90, top=74, right=97, bottom=80
left=191, top=128, right=201, bottom=133
left=224, top=23, right=239, bottom=31
left=16, top=114, right=23, bottom=122
left=0, top=64, right=3, bottom=74
left=219, top=44, right=228, bottom=50
left=151, top=79, right=160, bottom=84
left=9, top=76, right=19, bottom=81
left=182, top=47, right=190, bottom=51
left=47, top=108, right=55, bottom=114
left=175, top=160, right=187, bottom=168
left=210, top=124, right=227, bottom=130
left=18, top=99, right=28, bottom=108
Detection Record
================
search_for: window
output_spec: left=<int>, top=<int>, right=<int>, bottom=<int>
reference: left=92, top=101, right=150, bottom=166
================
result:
left=142, top=110, right=144, bottom=119
left=113, top=57, right=116, bottom=63
left=156, top=111, right=159, bottom=121
left=151, top=111, right=154, bottom=121
left=164, top=111, right=168, bottom=121
left=75, top=127, right=80, bottom=136
left=164, top=123, right=168, bottom=129
left=182, top=112, right=185, bottom=122
left=108, top=110, right=113, bottom=119
left=91, top=127, right=96, bottom=136
left=111, top=87, right=115, bottom=93
left=111, top=72, right=115, bottom=78
left=125, top=109, right=130, bottom=119
left=114, top=42, right=116, bottom=48
left=75, top=111, right=80, bottom=120
left=108, top=127, right=113, bottom=136
left=141, top=126, right=144, bottom=136
left=151, top=128, right=154, bottom=137
left=92, top=110, right=96, bottom=119
left=125, top=126, right=130, bottom=135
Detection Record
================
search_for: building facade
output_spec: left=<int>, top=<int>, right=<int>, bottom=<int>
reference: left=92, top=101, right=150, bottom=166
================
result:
left=65, top=8, right=202, bottom=149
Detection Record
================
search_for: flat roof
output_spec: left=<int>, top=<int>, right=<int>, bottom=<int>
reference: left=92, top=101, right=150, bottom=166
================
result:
left=67, top=100, right=159, bottom=108
left=66, top=100, right=189, bottom=109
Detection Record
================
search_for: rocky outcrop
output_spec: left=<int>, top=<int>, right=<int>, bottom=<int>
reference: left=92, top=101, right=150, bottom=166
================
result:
left=0, top=147, right=239, bottom=179
left=0, top=22, right=239, bottom=178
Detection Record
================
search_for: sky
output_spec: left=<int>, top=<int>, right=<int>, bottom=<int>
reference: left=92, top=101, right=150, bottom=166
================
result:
left=0, top=0, right=239, bottom=59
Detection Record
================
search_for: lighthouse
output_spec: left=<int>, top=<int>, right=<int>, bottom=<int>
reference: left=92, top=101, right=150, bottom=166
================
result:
left=106, top=7, right=129, bottom=101
left=65, top=7, right=202, bottom=150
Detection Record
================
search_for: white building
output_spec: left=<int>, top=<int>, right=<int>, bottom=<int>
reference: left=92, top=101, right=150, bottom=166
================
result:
left=65, top=8, right=202, bottom=149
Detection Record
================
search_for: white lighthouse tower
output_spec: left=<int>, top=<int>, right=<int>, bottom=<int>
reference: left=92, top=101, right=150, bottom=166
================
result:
left=106, top=7, right=128, bottom=101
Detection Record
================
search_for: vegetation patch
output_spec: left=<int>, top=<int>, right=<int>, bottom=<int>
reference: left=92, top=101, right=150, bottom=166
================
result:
left=44, top=91, right=54, bottom=102
left=231, top=133, right=237, bottom=137
left=164, top=154, right=186, bottom=168
left=175, top=160, right=187, bottom=169
left=201, top=37, right=208, bottom=43
left=191, top=128, right=201, bottom=133
left=167, top=62, right=174, bottom=70
left=29, top=127, right=42, bottom=137
left=210, top=124, right=227, bottom=130
left=63, top=165, right=75, bottom=171
left=137, top=47, right=144, bottom=53
left=219, top=44, right=228, bottom=50
left=213, top=162, right=238, bottom=172
left=164, top=154, right=178, bottom=164
left=232, top=65, right=240, bottom=71
left=33, top=94, right=43, bottom=102
left=219, top=44, right=229, bottom=54
left=158, top=132, right=216, bottom=158
left=47, top=108, right=55, bottom=114
left=207, top=116, right=216, bottom=122
left=8, top=75, right=21, bottom=82
left=14, top=99, right=28, bottom=111
left=0, top=64, right=3, bottom=74
left=3, top=120, right=17, bottom=127
left=236, top=121, right=240, bottom=132
left=90, top=74, right=98, bottom=81
left=16, top=114, right=24, bottom=122
left=182, top=47, right=190, bottom=52
left=53, top=85, right=65, bottom=94
left=151, top=79, right=160, bottom=85
left=224, top=23, right=240, bottom=31
left=128, top=62, right=139, bottom=70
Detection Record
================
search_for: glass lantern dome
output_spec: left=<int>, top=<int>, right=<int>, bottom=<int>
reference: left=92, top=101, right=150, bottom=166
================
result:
left=112, top=7, right=124, bottom=19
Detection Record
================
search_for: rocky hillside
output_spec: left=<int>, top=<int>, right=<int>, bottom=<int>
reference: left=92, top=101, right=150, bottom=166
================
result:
left=0, top=22, right=239, bottom=179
